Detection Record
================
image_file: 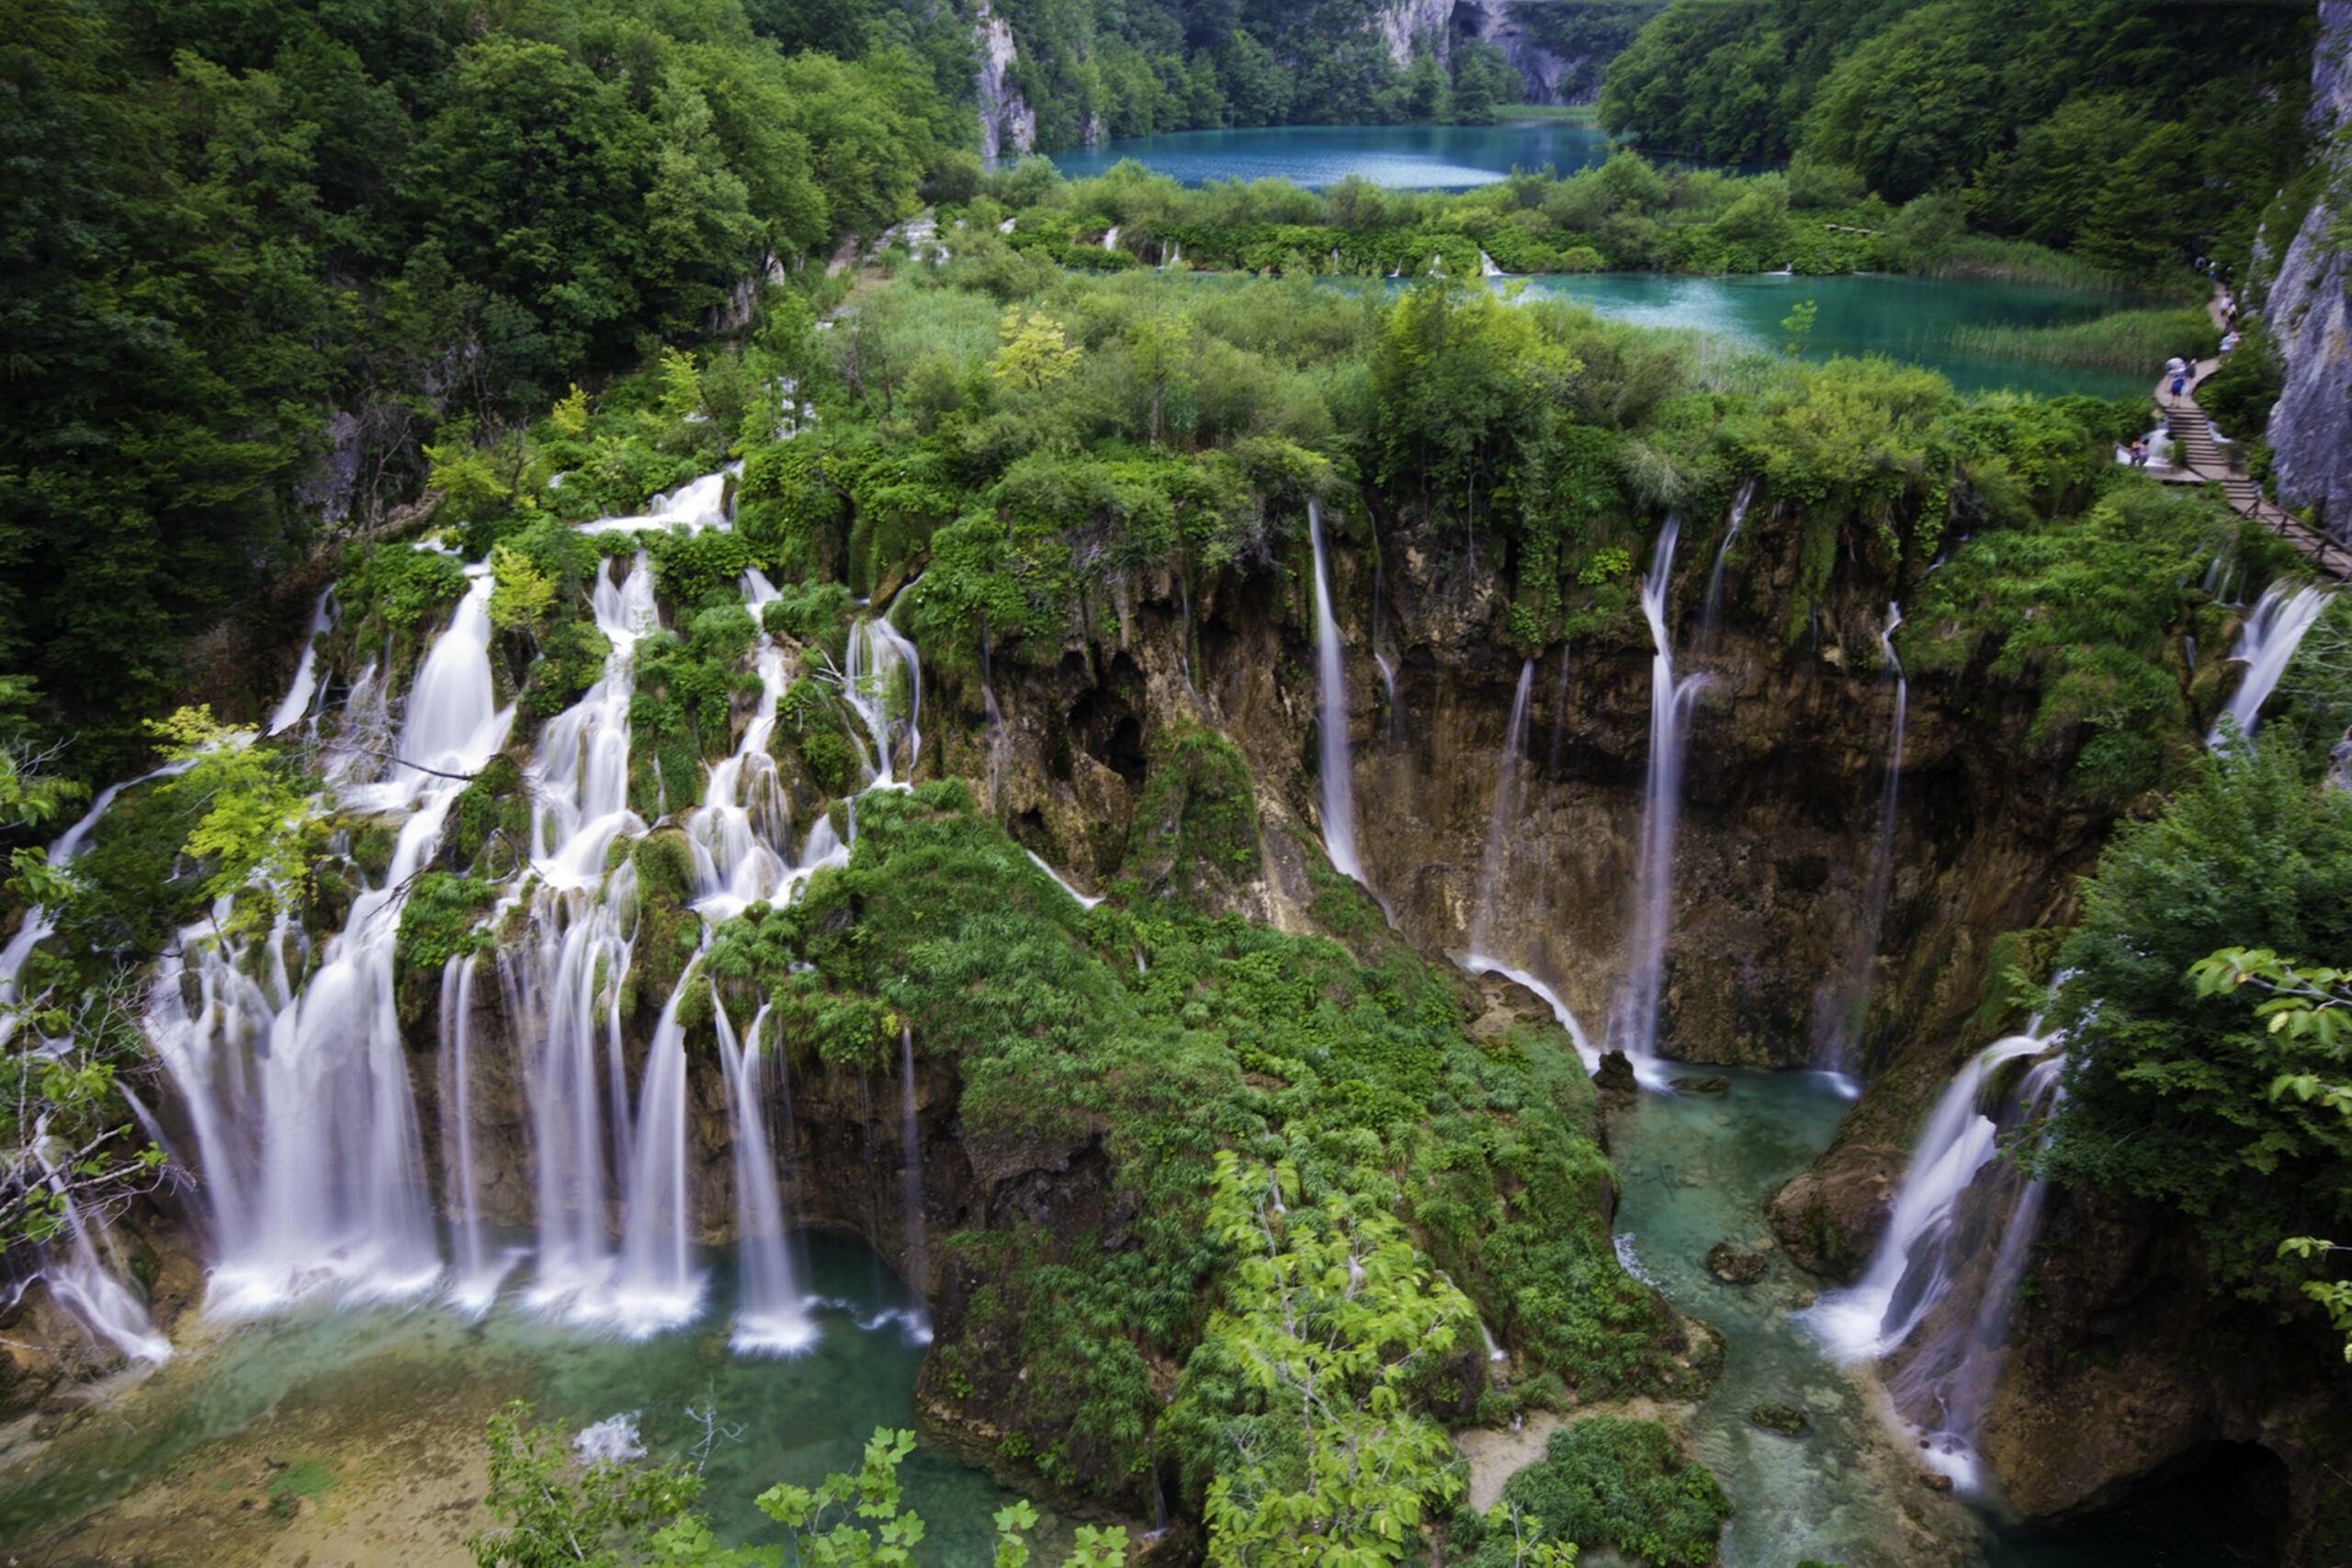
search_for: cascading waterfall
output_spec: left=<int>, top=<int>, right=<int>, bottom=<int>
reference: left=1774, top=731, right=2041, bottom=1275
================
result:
left=1811, top=1032, right=2052, bottom=1365
left=1467, top=659, right=1535, bottom=960
left=718, top=998, right=814, bottom=1355
left=899, top=1028, right=929, bottom=1307
left=844, top=611, right=922, bottom=787
left=1, top=757, right=197, bottom=1021
left=1889, top=1052, right=2069, bottom=1490
left=1479, top=251, right=1503, bottom=277
left=1306, top=501, right=1364, bottom=885
left=266, top=589, right=335, bottom=737
left=1611, top=517, right=1700, bottom=1086
left=1102, top=225, right=1120, bottom=252
left=150, top=571, right=515, bottom=1314
left=2208, top=581, right=2333, bottom=747
left=29, top=1174, right=173, bottom=1364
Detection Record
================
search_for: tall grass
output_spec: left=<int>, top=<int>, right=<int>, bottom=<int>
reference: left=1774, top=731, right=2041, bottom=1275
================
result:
left=1945, top=307, right=2221, bottom=372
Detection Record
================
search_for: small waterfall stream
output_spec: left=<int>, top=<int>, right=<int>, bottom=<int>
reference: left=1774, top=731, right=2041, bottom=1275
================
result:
left=1467, top=659, right=1535, bottom=959
left=1306, top=500, right=1363, bottom=885
left=436, top=953, right=505, bottom=1312
left=1818, top=604, right=1908, bottom=1071
left=612, top=980, right=706, bottom=1335
left=1700, top=476, right=1758, bottom=640
left=1611, top=517, right=1699, bottom=1086
left=2208, top=580, right=2332, bottom=746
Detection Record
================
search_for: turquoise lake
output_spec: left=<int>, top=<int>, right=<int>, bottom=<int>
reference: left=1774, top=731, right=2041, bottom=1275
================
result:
left=1046, top=120, right=1631, bottom=187
left=1049, top=123, right=2156, bottom=400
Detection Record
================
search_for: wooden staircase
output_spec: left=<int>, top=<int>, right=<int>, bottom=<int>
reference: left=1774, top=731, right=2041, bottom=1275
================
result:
left=2153, top=355, right=2352, bottom=581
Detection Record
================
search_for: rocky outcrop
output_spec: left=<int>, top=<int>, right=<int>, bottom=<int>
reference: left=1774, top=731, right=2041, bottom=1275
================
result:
left=2266, top=2, right=2352, bottom=540
left=1890, top=1179, right=2346, bottom=1563
left=973, top=1, right=1037, bottom=162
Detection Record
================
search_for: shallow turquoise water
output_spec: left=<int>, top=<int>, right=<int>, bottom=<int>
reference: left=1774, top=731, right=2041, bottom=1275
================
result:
left=1045, top=121, right=1631, bottom=188
left=1610, top=1069, right=2269, bottom=1568
left=1506, top=271, right=2150, bottom=401
left=0, top=1232, right=1035, bottom=1560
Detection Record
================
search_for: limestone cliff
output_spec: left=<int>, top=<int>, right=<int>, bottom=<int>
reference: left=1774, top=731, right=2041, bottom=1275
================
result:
left=2265, top=1, right=2352, bottom=540
left=973, top=0, right=1038, bottom=162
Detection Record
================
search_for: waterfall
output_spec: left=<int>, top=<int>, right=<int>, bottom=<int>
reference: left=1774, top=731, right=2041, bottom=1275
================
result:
left=1811, top=1032, right=2052, bottom=1365
left=1467, top=659, right=1535, bottom=959
left=899, top=1028, right=929, bottom=1301
left=1700, top=477, right=1758, bottom=637
left=1306, top=501, right=1363, bottom=885
left=266, top=589, right=335, bottom=736
left=1102, top=225, right=1120, bottom=252
left=1819, top=604, right=1908, bottom=1070
left=1373, top=653, right=1400, bottom=746
left=1479, top=251, right=1503, bottom=277
left=149, top=574, right=514, bottom=1314
left=2208, top=581, right=2332, bottom=747
left=34, top=1175, right=172, bottom=1364
left=0, top=756, right=197, bottom=1018
left=718, top=998, right=814, bottom=1355
left=980, top=633, right=1009, bottom=815
left=1460, top=957, right=1600, bottom=1074
left=845, top=612, right=922, bottom=787
left=1611, top=518, right=1700, bottom=1085
left=577, top=466, right=738, bottom=536
left=1890, top=1053, right=2069, bottom=1490
left=1162, top=240, right=1181, bottom=270
left=437, top=953, right=507, bottom=1313
left=686, top=634, right=795, bottom=919
left=1024, top=848, right=1104, bottom=909
left=610, top=979, right=706, bottom=1337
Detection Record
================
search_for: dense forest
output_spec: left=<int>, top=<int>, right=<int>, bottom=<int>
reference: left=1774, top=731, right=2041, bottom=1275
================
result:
left=1600, top=0, right=2318, bottom=273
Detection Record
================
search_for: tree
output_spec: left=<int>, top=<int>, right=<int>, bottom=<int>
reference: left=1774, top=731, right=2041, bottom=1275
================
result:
left=1126, top=308, right=1197, bottom=448
left=1195, top=1152, right=1471, bottom=1567
left=1781, top=300, right=1817, bottom=358
left=992, top=310, right=1081, bottom=391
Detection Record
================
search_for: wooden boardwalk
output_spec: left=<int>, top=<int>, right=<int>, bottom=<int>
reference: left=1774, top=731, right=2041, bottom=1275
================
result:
left=2148, top=299, right=2352, bottom=581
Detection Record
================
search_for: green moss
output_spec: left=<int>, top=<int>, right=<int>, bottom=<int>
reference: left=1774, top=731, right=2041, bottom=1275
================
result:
left=453, top=756, right=527, bottom=872
left=1118, top=723, right=1261, bottom=908
left=394, top=873, right=499, bottom=971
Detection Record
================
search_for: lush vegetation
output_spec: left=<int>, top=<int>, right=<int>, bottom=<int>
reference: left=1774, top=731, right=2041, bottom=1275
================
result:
left=1449, top=1417, right=1733, bottom=1568
left=2037, top=737, right=2352, bottom=1302
left=0, top=0, right=963, bottom=782
left=1600, top=0, right=2316, bottom=280
left=981, top=152, right=2117, bottom=282
left=683, top=782, right=1697, bottom=1553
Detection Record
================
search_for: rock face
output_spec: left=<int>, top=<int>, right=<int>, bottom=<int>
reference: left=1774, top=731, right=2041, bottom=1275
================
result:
left=973, top=1, right=1037, bottom=162
left=2265, top=0, right=2352, bottom=539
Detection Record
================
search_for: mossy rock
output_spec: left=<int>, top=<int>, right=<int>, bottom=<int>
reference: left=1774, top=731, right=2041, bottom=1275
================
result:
left=632, top=829, right=698, bottom=904
left=1748, top=1401, right=1810, bottom=1436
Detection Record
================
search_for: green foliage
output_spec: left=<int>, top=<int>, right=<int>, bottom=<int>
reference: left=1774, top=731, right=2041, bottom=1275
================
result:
left=1600, top=0, right=2312, bottom=276
left=697, top=784, right=1668, bottom=1533
left=1120, top=724, right=1261, bottom=906
left=2037, top=740, right=2352, bottom=1296
left=0, top=0, right=959, bottom=779
left=1193, top=1153, right=1470, bottom=1566
left=1906, top=480, right=2233, bottom=804
left=147, top=705, right=322, bottom=935
left=1453, top=1418, right=1731, bottom=1568
left=472, top=1407, right=1125, bottom=1567
left=395, top=873, right=499, bottom=971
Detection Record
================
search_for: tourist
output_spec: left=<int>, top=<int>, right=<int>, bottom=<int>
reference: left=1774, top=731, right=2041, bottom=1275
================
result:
left=2221, top=330, right=2242, bottom=354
